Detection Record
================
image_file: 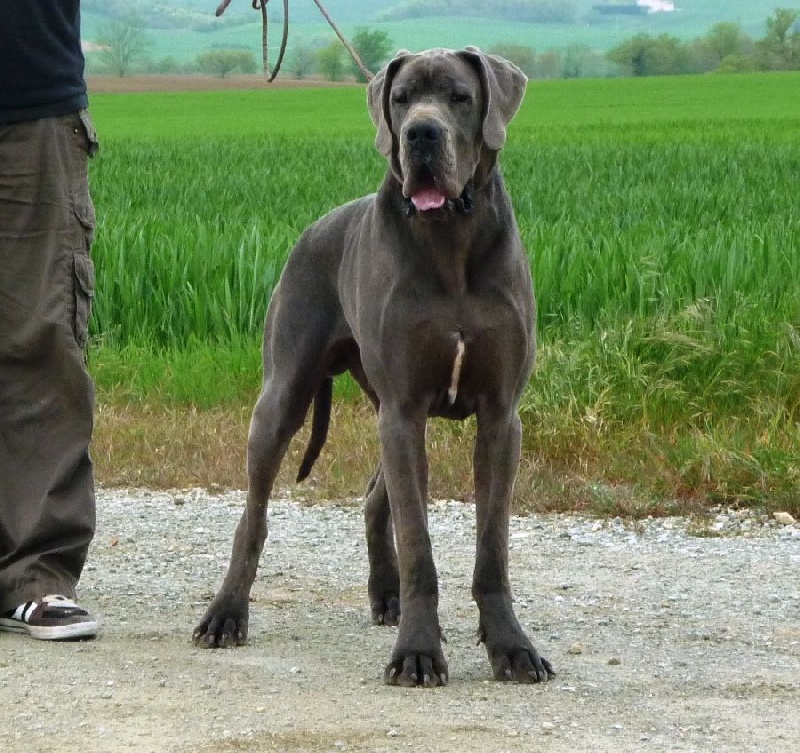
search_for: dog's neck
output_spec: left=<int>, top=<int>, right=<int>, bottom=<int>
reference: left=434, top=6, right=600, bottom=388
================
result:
left=379, top=169, right=513, bottom=296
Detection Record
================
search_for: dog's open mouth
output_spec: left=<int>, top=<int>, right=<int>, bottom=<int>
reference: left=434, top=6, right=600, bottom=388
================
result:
left=408, top=166, right=447, bottom=212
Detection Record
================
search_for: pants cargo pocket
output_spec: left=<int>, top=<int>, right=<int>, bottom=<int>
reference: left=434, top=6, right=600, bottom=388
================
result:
left=72, top=251, right=95, bottom=350
left=70, top=174, right=96, bottom=351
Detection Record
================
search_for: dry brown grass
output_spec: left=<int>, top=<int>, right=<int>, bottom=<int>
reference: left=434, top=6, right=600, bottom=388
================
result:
left=92, top=398, right=694, bottom=517
left=93, top=398, right=475, bottom=502
left=93, top=402, right=251, bottom=490
left=92, top=399, right=379, bottom=495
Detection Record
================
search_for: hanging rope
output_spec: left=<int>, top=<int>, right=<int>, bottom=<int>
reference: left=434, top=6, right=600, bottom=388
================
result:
left=309, top=0, right=374, bottom=81
left=215, top=0, right=373, bottom=82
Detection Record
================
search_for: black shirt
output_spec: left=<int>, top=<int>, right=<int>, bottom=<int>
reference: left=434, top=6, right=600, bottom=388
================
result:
left=0, top=0, right=88, bottom=123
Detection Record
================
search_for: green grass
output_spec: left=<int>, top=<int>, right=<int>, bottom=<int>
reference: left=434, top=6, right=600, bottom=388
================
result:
left=87, top=72, right=800, bottom=508
left=521, top=73, right=800, bottom=131
left=88, top=73, right=800, bottom=140
left=89, top=134, right=379, bottom=347
left=87, top=87, right=373, bottom=140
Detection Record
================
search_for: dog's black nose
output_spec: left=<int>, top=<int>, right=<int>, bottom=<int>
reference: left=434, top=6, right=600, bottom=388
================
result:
left=406, top=120, right=441, bottom=146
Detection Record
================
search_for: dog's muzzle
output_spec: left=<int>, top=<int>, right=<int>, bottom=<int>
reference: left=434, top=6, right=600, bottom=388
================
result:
left=400, top=115, right=460, bottom=213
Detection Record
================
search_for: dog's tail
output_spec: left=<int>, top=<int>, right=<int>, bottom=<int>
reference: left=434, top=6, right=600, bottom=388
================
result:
left=296, top=376, right=333, bottom=483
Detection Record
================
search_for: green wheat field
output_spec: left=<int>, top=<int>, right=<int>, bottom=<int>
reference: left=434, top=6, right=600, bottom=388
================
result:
left=87, top=72, right=800, bottom=509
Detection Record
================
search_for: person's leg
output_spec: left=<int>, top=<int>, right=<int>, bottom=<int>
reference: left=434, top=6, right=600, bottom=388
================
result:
left=0, top=112, right=98, bottom=635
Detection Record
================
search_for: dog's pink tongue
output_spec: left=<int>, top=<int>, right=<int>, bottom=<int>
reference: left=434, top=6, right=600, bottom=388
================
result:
left=411, top=187, right=446, bottom=211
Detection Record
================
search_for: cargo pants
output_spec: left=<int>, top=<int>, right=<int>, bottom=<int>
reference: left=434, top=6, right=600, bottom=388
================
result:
left=0, top=111, right=98, bottom=614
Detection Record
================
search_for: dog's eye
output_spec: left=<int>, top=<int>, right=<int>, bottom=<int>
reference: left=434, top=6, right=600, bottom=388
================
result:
left=451, top=91, right=472, bottom=105
left=392, top=91, right=409, bottom=105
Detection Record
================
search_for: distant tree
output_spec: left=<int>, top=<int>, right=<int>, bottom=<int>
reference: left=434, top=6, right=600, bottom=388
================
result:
left=715, top=54, right=757, bottom=74
left=290, top=42, right=317, bottom=80
left=317, top=42, right=346, bottom=82
left=197, top=49, right=258, bottom=78
left=489, top=44, right=538, bottom=77
left=151, top=56, right=182, bottom=75
left=705, top=22, right=753, bottom=62
left=350, top=27, right=392, bottom=82
left=535, top=50, right=563, bottom=79
left=687, top=23, right=754, bottom=73
left=608, top=34, right=650, bottom=77
left=651, top=34, right=692, bottom=75
left=562, top=44, right=593, bottom=78
left=607, top=33, right=690, bottom=77
left=97, top=17, right=151, bottom=77
left=755, top=8, right=800, bottom=70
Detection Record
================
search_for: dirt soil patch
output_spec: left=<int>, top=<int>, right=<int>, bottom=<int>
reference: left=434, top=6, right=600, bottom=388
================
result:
left=87, top=74, right=358, bottom=94
left=1, top=489, right=798, bottom=752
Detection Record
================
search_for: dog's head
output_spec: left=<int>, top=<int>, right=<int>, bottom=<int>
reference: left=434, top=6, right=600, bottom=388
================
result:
left=367, top=47, right=527, bottom=215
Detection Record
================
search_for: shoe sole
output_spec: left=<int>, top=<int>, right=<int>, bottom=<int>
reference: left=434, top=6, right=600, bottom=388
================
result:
left=0, top=617, right=98, bottom=641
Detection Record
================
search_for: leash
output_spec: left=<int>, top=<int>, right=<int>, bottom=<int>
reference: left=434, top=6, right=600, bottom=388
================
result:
left=215, top=0, right=373, bottom=82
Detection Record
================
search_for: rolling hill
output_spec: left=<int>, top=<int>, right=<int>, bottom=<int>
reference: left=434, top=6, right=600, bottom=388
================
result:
left=81, top=0, right=797, bottom=65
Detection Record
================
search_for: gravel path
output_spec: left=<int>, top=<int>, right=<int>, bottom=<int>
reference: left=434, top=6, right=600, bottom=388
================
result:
left=2, top=488, right=798, bottom=753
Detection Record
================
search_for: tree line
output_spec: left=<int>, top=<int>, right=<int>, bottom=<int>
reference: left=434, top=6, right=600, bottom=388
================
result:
left=606, top=8, right=800, bottom=76
left=87, top=8, right=799, bottom=80
left=494, top=8, right=800, bottom=79
left=86, top=21, right=392, bottom=81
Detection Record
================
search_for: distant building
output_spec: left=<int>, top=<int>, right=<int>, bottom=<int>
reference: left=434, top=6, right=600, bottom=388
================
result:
left=593, top=1, right=676, bottom=14
left=592, top=4, right=648, bottom=14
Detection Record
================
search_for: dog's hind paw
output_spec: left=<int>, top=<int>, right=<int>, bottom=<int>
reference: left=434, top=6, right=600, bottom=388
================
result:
left=370, top=595, right=400, bottom=626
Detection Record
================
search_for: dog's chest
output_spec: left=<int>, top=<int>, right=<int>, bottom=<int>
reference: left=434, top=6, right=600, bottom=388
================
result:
left=372, top=291, right=534, bottom=418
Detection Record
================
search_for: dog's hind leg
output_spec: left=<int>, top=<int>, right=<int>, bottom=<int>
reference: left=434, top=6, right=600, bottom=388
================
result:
left=364, top=464, right=400, bottom=626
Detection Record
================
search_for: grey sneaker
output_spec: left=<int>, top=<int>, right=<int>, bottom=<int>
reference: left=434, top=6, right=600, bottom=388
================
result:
left=0, top=595, right=98, bottom=640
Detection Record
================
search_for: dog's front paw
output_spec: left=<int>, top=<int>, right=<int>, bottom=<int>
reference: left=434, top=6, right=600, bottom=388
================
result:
left=192, top=595, right=249, bottom=649
left=477, top=595, right=555, bottom=683
left=486, top=642, right=555, bottom=683
left=384, top=651, right=449, bottom=688
left=383, top=598, right=447, bottom=687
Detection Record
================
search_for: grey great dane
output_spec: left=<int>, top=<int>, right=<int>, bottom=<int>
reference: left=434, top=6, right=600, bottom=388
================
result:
left=193, top=47, right=555, bottom=687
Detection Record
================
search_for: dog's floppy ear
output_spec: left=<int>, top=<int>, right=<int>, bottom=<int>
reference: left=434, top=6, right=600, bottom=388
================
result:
left=459, top=47, right=527, bottom=151
left=367, top=49, right=411, bottom=157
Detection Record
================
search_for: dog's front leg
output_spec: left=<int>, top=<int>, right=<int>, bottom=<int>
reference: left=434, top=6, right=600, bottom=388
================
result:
left=192, top=391, right=296, bottom=648
left=472, top=406, right=555, bottom=683
left=378, top=406, right=448, bottom=688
